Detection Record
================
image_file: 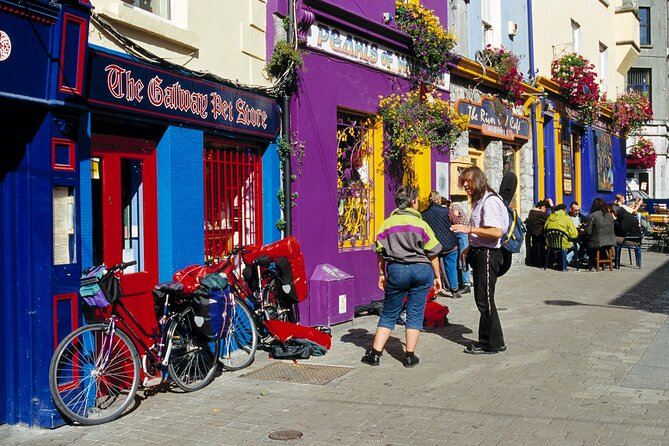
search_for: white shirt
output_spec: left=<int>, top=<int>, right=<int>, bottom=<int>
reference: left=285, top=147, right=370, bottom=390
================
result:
left=469, top=191, right=509, bottom=248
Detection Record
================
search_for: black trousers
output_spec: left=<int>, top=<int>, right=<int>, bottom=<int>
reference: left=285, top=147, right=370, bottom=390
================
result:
left=468, top=247, right=505, bottom=349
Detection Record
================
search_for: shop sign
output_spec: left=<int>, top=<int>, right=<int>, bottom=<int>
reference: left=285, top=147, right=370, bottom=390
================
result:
left=306, top=21, right=449, bottom=91
left=88, top=50, right=280, bottom=139
left=456, top=97, right=530, bottom=141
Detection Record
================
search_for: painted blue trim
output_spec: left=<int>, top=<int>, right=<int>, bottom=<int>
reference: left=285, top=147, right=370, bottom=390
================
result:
left=543, top=116, right=555, bottom=201
left=262, top=139, right=282, bottom=244
left=156, top=126, right=205, bottom=282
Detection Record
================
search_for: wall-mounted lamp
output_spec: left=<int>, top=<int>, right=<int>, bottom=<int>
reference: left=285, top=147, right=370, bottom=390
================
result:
left=383, top=12, right=394, bottom=24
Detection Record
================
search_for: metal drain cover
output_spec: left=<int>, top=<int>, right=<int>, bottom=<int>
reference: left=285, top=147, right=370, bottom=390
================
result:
left=269, top=430, right=304, bottom=440
left=241, top=362, right=352, bottom=385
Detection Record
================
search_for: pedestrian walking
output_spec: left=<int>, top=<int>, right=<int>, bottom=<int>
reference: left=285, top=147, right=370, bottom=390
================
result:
left=450, top=166, right=509, bottom=354
left=421, top=191, right=460, bottom=298
left=361, top=186, right=442, bottom=368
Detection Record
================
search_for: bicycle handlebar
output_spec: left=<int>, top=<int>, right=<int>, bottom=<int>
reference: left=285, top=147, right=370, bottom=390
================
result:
left=111, top=261, right=137, bottom=272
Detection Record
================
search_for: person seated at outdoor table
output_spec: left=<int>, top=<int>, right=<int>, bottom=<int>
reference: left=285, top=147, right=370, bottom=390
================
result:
left=615, top=194, right=643, bottom=215
left=568, top=201, right=588, bottom=260
left=585, top=198, right=616, bottom=270
left=610, top=204, right=642, bottom=245
left=544, top=203, right=579, bottom=265
left=524, top=198, right=553, bottom=266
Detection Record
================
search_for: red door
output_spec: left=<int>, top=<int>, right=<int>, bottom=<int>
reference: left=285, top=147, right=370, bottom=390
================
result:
left=91, top=134, right=159, bottom=344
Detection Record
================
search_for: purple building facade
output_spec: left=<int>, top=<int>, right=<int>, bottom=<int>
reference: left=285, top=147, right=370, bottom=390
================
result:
left=267, top=0, right=451, bottom=326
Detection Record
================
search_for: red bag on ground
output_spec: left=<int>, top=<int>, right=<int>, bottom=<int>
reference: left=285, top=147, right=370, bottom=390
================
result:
left=264, top=319, right=332, bottom=350
left=401, top=288, right=448, bottom=327
left=423, top=301, right=449, bottom=327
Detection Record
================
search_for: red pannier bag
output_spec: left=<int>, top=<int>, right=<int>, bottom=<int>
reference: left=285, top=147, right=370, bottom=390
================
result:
left=172, top=264, right=219, bottom=294
left=243, top=236, right=308, bottom=303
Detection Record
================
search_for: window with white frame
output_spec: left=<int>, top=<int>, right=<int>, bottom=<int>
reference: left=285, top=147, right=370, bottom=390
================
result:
left=571, top=20, right=581, bottom=54
left=599, top=43, right=608, bottom=93
left=123, top=0, right=171, bottom=21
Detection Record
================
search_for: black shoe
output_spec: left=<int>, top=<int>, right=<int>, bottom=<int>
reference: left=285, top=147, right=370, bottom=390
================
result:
left=361, top=349, right=381, bottom=366
left=459, top=285, right=471, bottom=295
left=403, top=354, right=420, bottom=368
left=463, top=344, right=507, bottom=354
left=450, top=288, right=462, bottom=299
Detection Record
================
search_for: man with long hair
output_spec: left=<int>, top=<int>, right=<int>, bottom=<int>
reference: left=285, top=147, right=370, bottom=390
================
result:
left=451, top=166, right=509, bottom=354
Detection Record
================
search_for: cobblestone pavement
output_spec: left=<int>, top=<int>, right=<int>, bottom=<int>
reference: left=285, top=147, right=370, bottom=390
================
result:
left=2, top=252, right=669, bottom=446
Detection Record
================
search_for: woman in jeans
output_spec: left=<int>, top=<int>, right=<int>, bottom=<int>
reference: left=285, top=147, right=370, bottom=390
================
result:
left=361, top=186, right=442, bottom=368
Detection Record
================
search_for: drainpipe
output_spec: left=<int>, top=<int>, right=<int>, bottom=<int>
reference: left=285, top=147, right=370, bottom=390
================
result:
left=527, top=0, right=539, bottom=202
left=282, top=0, right=295, bottom=236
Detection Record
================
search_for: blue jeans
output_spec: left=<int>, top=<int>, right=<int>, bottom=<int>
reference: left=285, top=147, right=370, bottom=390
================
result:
left=456, top=233, right=471, bottom=286
left=378, top=262, right=434, bottom=331
left=441, top=249, right=458, bottom=290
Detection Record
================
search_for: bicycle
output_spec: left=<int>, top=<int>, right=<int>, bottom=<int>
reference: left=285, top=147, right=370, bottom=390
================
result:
left=213, top=245, right=304, bottom=371
left=49, top=261, right=220, bottom=425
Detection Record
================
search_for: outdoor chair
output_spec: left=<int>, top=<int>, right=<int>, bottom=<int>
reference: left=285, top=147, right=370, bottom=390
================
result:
left=615, top=232, right=644, bottom=269
left=543, top=229, right=575, bottom=271
left=594, top=246, right=614, bottom=271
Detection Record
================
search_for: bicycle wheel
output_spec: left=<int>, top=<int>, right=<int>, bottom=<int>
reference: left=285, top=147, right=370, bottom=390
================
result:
left=218, top=298, right=259, bottom=371
left=168, top=308, right=220, bottom=392
left=49, top=323, right=140, bottom=425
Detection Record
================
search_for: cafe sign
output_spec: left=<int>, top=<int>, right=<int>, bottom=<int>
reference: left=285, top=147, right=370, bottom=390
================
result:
left=88, top=49, right=280, bottom=139
left=456, top=97, right=530, bottom=141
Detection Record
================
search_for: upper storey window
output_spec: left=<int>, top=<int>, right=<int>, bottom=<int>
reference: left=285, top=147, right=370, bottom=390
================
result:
left=123, top=0, right=171, bottom=20
left=639, top=7, right=650, bottom=45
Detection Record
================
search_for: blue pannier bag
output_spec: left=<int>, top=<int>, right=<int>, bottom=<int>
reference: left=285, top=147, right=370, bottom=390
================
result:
left=191, top=273, right=231, bottom=341
left=80, top=265, right=122, bottom=308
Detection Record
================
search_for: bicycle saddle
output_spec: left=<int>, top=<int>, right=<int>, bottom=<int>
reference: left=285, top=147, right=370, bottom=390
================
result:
left=252, top=254, right=272, bottom=267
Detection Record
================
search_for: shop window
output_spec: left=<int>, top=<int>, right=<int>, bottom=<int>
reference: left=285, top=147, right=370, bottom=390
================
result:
left=123, top=0, right=171, bottom=20
left=53, top=186, right=76, bottom=265
left=204, top=141, right=262, bottom=260
left=639, top=7, right=650, bottom=45
left=337, top=111, right=377, bottom=249
left=121, top=159, right=145, bottom=271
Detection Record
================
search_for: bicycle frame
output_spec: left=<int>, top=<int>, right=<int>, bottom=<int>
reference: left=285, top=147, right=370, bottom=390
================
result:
left=105, top=295, right=182, bottom=378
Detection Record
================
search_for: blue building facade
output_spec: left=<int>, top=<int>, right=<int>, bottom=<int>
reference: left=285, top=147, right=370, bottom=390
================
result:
left=0, top=1, right=281, bottom=426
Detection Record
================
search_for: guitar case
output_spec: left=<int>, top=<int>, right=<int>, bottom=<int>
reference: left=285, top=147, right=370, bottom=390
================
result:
left=497, top=172, right=518, bottom=277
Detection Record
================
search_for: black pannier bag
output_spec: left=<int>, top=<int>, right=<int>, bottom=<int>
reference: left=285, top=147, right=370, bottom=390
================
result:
left=274, top=257, right=299, bottom=304
left=190, top=273, right=231, bottom=341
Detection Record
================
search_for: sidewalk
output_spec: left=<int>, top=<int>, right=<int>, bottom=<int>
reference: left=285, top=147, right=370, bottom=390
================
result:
left=2, top=252, right=669, bottom=446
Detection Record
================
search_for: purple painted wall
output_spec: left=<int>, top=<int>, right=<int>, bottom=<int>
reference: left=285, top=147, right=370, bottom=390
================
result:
left=268, top=0, right=450, bottom=325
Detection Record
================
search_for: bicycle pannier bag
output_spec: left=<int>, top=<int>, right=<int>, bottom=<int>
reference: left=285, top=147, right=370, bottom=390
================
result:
left=191, top=273, right=232, bottom=341
left=80, top=265, right=122, bottom=308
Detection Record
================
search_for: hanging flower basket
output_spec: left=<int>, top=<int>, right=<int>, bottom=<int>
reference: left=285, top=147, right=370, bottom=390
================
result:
left=551, top=53, right=601, bottom=126
left=395, top=1, right=457, bottom=85
left=478, top=45, right=526, bottom=106
left=628, top=137, right=656, bottom=169
left=612, top=91, right=653, bottom=138
left=377, top=88, right=469, bottom=163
